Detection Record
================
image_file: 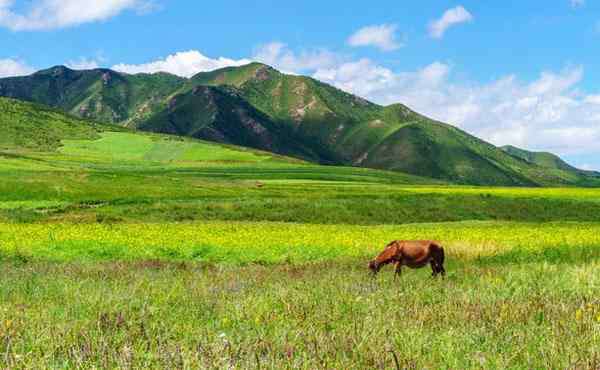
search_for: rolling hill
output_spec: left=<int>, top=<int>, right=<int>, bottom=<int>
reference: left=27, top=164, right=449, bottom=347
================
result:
left=0, top=96, right=107, bottom=151
left=502, top=145, right=580, bottom=172
left=1, top=63, right=598, bottom=186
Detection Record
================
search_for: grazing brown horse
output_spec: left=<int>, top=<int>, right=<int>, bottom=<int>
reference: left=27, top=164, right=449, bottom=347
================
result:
left=368, top=240, right=446, bottom=279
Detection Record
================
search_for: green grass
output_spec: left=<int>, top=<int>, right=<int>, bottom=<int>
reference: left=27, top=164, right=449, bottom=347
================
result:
left=0, top=97, right=107, bottom=151
left=1, top=221, right=600, bottom=367
left=59, top=132, right=274, bottom=164
left=3, top=102, right=600, bottom=367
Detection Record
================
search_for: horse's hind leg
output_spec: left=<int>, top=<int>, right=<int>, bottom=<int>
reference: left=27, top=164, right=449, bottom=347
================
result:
left=438, top=257, right=446, bottom=278
left=430, top=260, right=438, bottom=278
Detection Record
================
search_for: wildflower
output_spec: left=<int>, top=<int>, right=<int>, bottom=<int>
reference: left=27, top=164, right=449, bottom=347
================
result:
left=576, top=309, right=583, bottom=321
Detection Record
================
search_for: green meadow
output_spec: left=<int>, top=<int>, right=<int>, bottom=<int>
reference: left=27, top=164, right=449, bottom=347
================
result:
left=2, top=131, right=600, bottom=368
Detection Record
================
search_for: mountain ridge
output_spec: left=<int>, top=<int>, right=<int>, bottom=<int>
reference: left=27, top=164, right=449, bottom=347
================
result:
left=1, top=63, right=598, bottom=186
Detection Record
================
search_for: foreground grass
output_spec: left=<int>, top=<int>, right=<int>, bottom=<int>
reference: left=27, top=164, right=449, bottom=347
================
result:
left=3, top=129, right=600, bottom=367
left=2, top=257, right=600, bottom=368
left=1, top=221, right=600, bottom=367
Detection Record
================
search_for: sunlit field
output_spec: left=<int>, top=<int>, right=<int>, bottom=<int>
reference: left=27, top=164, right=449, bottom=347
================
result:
left=2, top=133, right=600, bottom=367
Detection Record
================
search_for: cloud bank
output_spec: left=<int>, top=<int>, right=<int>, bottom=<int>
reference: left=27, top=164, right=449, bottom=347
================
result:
left=0, top=58, right=34, bottom=77
left=112, top=50, right=252, bottom=78
left=0, top=0, right=155, bottom=31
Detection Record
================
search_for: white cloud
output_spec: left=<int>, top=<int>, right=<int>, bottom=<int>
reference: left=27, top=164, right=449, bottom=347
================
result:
left=0, top=58, right=34, bottom=77
left=571, top=0, right=585, bottom=8
left=66, top=58, right=100, bottom=70
left=579, top=164, right=598, bottom=171
left=428, top=6, right=473, bottom=39
left=347, top=24, right=402, bottom=51
left=0, top=0, right=155, bottom=31
left=313, top=59, right=395, bottom=96
left=253, top=42, right=338, bottom=74
left=112, top=50, right=252, bottom=78
left=584, top=95, right=600, bottom=104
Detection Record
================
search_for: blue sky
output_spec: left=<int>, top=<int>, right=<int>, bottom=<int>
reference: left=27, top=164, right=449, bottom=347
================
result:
left=1, top=0, right=599, bottom=169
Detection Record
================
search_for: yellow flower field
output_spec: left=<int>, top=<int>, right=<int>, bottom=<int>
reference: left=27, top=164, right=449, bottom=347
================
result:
left=2, top=221, right=599, bottom=263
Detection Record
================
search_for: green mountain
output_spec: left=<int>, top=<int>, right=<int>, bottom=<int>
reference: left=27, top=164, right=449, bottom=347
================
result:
left=0, top=66, right=185, bottom=127
left=501, top=145, right=578, bottom=172
left=1, top=63, right=598, bottom=186
left=501, top=145, right=600, bottom=181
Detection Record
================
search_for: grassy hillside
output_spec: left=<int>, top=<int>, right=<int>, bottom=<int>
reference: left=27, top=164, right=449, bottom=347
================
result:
left=0, top=97, right=108, bottom=150
left=4, top=96, right=600, bottom=225
left=502, top=145, right=579, bottom=171
left=2, top=64, right=599, bottom=186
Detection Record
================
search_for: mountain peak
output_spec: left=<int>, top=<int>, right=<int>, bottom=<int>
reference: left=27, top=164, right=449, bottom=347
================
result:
left=190, top=62, right=279, bottom=87
left=34, top=65, right=74, bottom=77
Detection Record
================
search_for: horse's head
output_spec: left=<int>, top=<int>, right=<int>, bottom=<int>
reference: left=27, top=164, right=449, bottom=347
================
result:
left=368, top=260, right=381, bottom=274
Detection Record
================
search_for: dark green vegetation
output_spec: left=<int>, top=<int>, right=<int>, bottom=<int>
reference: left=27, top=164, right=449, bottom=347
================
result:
left=2, top=64, right=598, bottom=186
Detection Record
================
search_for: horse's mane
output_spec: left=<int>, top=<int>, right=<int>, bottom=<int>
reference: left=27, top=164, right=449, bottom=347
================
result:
left=384, top=240, right=399, bottom=249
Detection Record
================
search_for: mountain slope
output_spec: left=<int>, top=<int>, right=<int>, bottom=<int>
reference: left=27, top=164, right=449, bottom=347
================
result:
left=0, top=97, right=108, bottom=151
left=138, top=85, right=327, bottom=161
left=501, top=145, right=600, bottom=185
left=0, top=66, right=184, bottom=127
left=1, top=64, right=598, bottom=186
left=501, top=145, right=579, bottom=172
left=191, top=64, right=597, bottom=186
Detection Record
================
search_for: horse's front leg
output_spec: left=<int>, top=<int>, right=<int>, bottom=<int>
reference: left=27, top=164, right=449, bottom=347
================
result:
left=394, top=261, right=402, bottom=281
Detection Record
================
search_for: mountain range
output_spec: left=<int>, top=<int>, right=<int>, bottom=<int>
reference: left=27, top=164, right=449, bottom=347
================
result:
left=1, top=63, right=598, bottom=186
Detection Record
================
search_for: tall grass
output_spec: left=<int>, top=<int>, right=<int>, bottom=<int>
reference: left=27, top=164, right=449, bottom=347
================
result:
left=1, top=257, right=600, bottom=368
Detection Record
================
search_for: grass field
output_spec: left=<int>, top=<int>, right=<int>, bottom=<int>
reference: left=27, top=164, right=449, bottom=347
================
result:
left=2, top=131, right=600, bottom=367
